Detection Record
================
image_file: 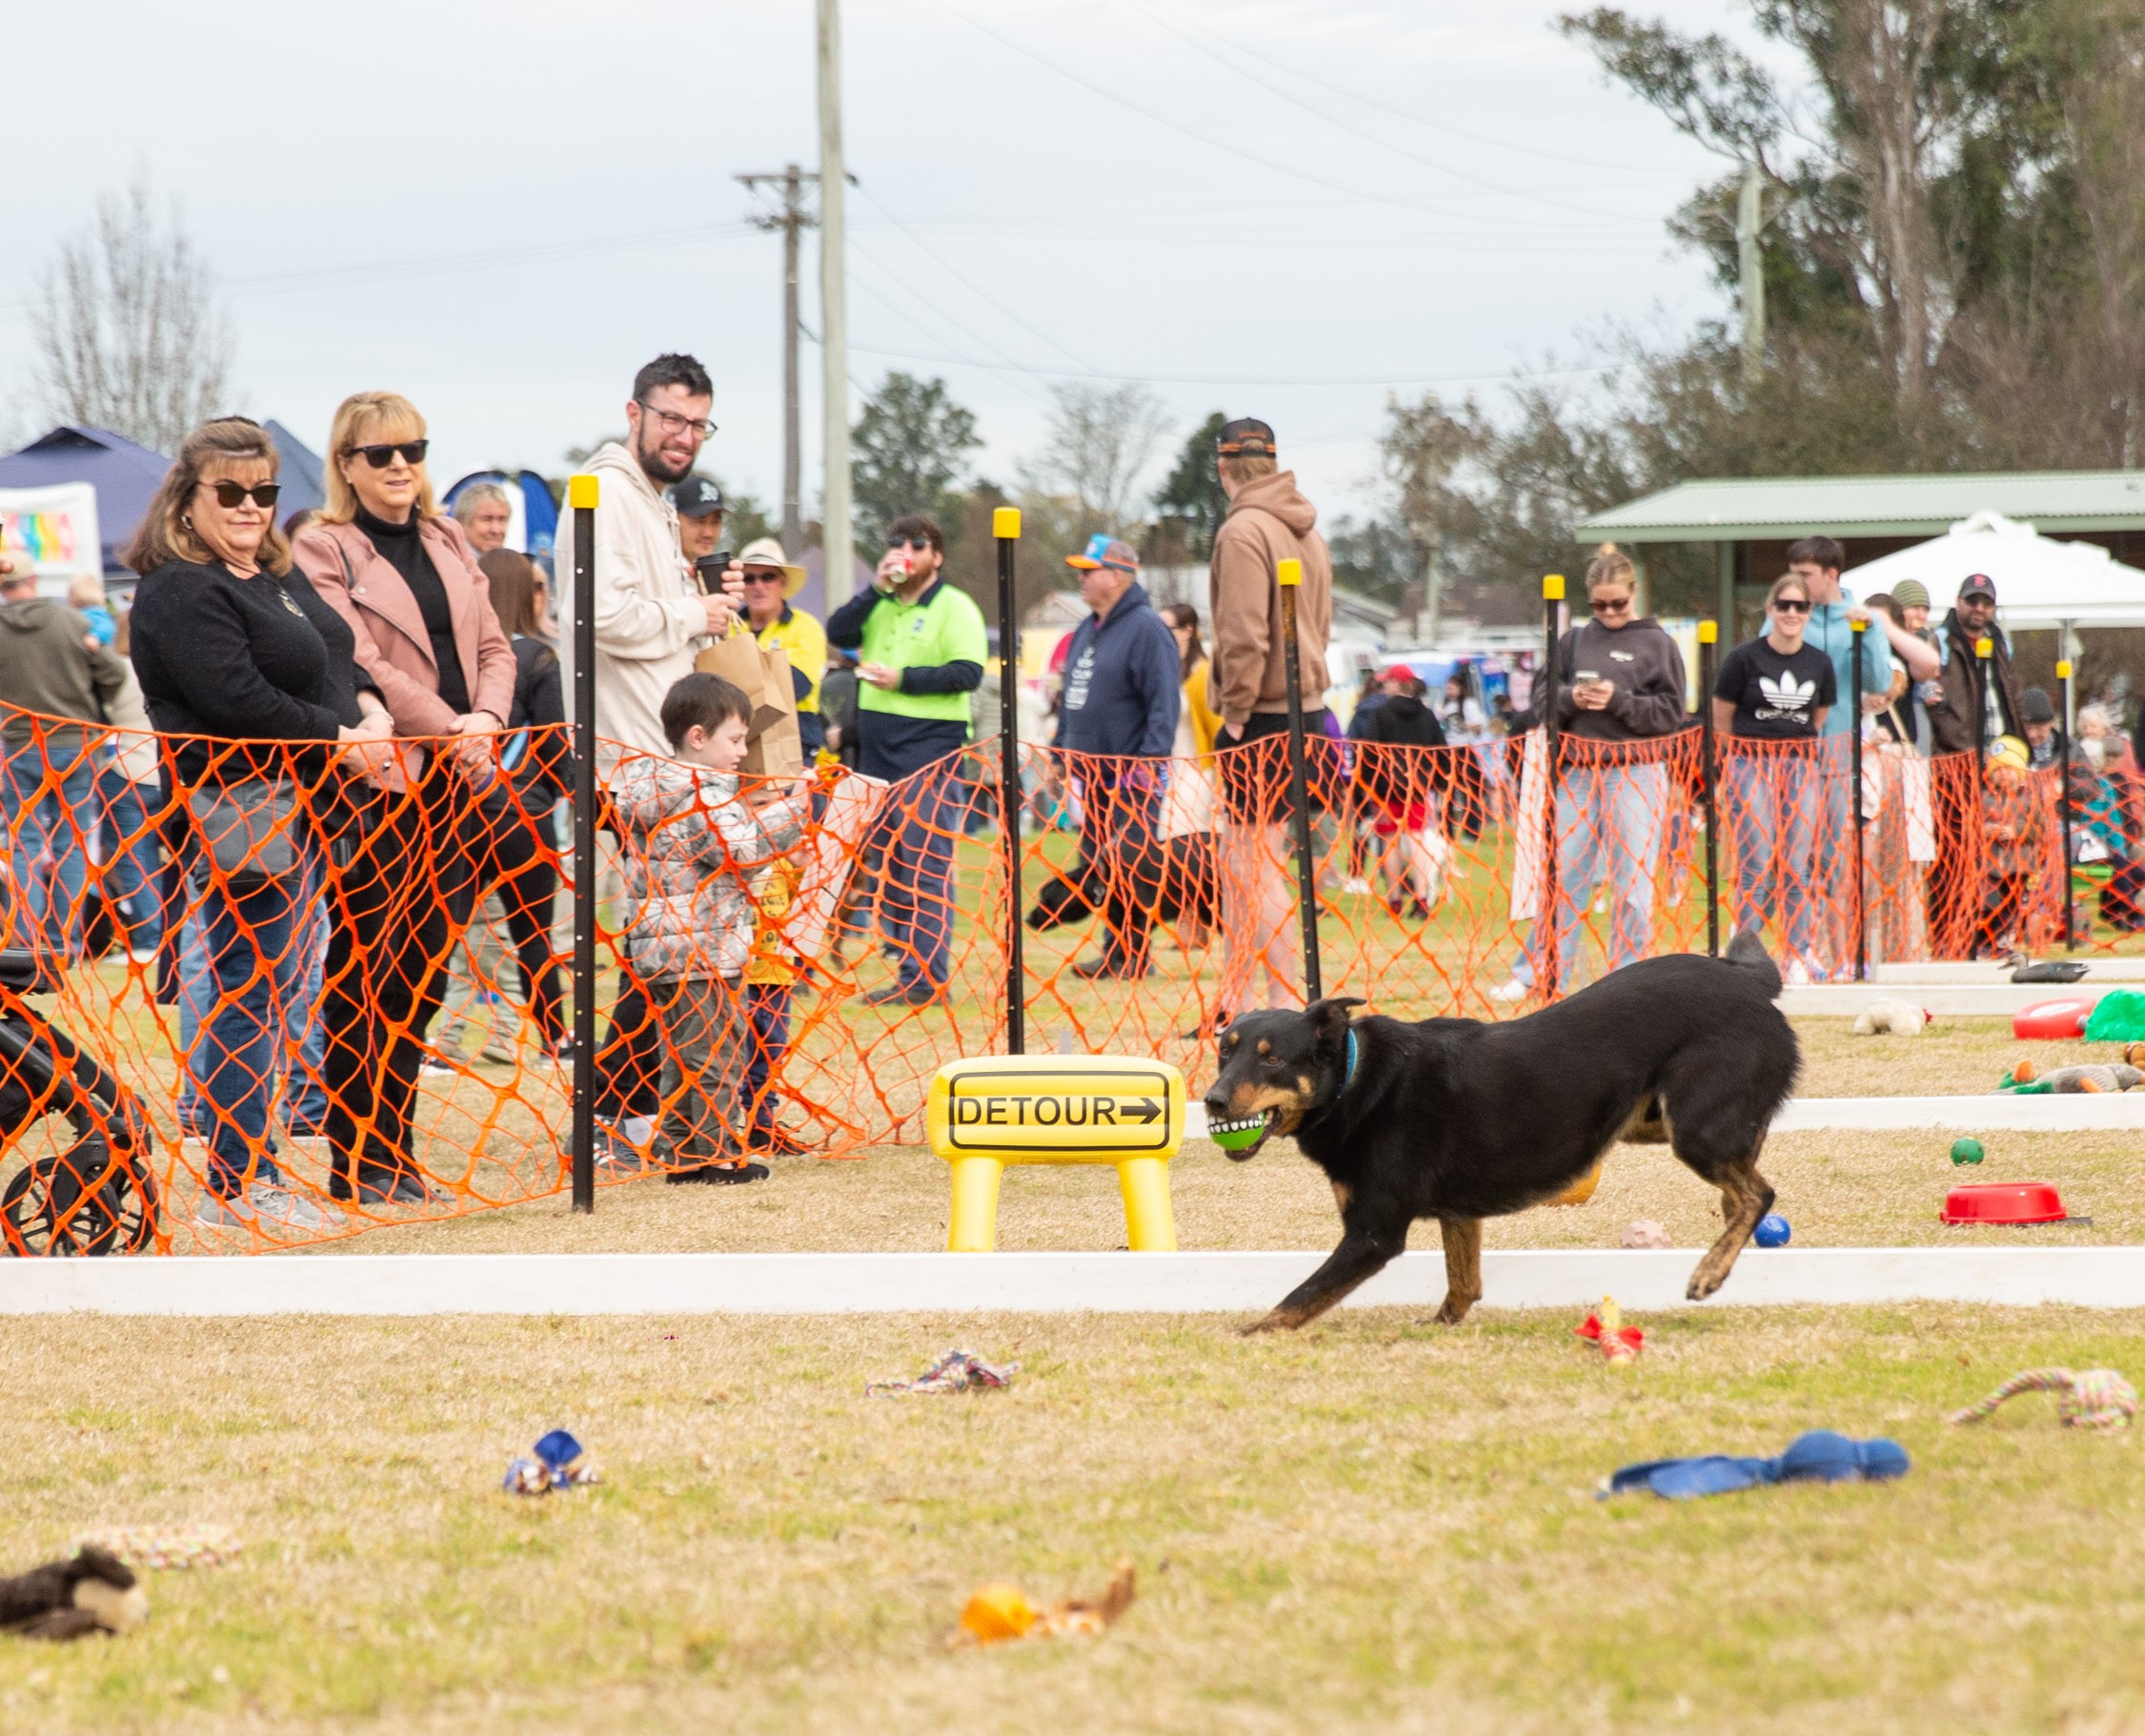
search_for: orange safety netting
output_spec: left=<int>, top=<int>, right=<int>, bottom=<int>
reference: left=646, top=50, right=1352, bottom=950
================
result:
left=0, top=711, right=2121, bottom=1255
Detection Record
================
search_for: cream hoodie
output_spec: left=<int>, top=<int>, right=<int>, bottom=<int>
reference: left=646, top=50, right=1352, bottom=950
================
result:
left=1205, top=471, right=1332, bottom=730
left=554, top=441, right=710, bottom=777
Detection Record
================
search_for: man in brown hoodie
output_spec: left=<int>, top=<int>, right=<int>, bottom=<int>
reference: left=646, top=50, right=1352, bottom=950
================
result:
left=1205, top=417, right=1332, bottom=1013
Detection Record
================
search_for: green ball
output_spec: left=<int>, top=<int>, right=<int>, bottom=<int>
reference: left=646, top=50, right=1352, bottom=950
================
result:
left=1207, top=1115, right=1267, bottom=1151
left=1951, top=1138, right=1985, bottom=1166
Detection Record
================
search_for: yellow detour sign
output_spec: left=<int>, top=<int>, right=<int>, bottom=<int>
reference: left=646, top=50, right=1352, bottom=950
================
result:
left=925, top=1055, right=1185, bottom=1252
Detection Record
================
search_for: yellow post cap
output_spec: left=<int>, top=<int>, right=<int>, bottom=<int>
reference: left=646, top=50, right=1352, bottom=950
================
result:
left=1543, top=574, right=1566, bottom=601
left=1851, top=616, right=1867, bottom=633
left=993, top=506, right=1021, bottom=539
left=2057, top=658, right=2074, bottom=679
left=567, top=474, right=598, bottom=510
left=1697, top=620, right=1718, bottom=644
left=1277, top=556, right=1303, bottom=588
left=1976, top=636, right=1993, bottom=657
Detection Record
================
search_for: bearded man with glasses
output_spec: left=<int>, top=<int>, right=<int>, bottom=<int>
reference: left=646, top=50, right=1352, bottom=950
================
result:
left=552, top=353, right=749, bottom=1170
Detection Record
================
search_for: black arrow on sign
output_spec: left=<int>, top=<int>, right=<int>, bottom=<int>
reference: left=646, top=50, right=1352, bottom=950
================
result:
left=1122, top=1098, right=1162, bottom=1125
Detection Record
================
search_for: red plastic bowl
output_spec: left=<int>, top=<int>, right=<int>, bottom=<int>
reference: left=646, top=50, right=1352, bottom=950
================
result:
left=1941, top=1181, right=2069, bottom=1224
left=2013, top=998, right=2093, bottom=1040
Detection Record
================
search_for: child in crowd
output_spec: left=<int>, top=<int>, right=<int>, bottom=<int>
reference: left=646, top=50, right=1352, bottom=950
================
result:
left=1979, top=735, right=2048, bottom=959
left=614, top=673, right=811, bottom=1184
left=742, top=855, right=806, bottom=1156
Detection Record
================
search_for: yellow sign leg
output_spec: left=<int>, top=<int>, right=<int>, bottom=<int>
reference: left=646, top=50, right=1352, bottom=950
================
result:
left=1117, top=1157, right=1176, bottom=1251
left=947, top=1157, right=1005, bottom=1252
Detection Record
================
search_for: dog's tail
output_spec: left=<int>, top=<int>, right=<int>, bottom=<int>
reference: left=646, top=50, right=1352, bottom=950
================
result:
left=1725, top=927, right=1783, bottom=999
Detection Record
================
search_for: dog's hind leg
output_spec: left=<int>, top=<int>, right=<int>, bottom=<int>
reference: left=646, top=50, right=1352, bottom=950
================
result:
left=1686, top=1141, right=1777, bottom=1302
left=1433, top=1217, right=1483, bottom=1324
left=1243, top=1221, right=1404, bottom=1334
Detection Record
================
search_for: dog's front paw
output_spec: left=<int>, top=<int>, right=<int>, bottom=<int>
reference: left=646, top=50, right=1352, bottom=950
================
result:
left=1685, top=1266, right=1726, bottom=1302
left=1432, top=1297, right=1476, bottom=1326
left=1238, top=1310, right=1291, bottom=1337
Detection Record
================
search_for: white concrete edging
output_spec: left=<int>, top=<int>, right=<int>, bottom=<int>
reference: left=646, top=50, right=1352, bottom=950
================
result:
left=1872, top=960, right=2145, bottom=984
left=1781, top=982, right=2121, bottom=1017
left=0, top=1248, right=2139, bottom=1317
left=1773, top=1094, right=2145, bottom=1131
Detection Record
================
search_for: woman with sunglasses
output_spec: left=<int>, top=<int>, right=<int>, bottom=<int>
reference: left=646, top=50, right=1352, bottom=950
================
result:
left=125, top=416, right=396, bottom=1237
left=1711, top=572, right=1837, bottom=983
left=1490, top=544, right=1689, bottom=1002
left=293, top=392, right=516, bottom=1205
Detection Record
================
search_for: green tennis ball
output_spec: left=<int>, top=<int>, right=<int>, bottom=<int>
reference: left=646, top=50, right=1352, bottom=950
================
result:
left=1951, top=1138, right=1985, bottom=1166
left=1207, top=1114, right=1268, bottom=1152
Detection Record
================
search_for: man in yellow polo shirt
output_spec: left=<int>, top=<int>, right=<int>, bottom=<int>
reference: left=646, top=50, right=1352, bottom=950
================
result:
left=738, top=537, right=827, bottom=756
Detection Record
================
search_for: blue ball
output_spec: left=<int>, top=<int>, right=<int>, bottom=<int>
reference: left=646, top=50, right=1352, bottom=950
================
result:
left=1753, top=1213, right=1791, bottom=1249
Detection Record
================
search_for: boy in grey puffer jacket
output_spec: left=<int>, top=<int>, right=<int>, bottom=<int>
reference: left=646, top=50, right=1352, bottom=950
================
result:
left=614, top=672, right=810, bottom=1183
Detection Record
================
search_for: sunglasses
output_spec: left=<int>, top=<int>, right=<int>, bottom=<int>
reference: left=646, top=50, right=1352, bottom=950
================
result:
left=349, top=440, right=429, bottom=469
left=741, top=571, right=784, bottom=584
left=1589, top=595, right=1633, bottom=614
left=1773, top=598, right=1811, bottom=615
left=886, top=536, right=933, bottom=552
left=205, top=480, right=281, bottom=509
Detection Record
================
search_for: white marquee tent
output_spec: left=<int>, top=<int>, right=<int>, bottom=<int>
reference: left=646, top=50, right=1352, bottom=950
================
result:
left=1845, top=510, right=2145, bottom=632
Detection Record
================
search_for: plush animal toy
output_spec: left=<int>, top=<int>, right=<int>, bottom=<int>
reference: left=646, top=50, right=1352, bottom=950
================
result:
left=1576, top=1296, right=1643, bottom=1365
left=2001, top=1060, right=2145, bottom=1094
left=0, top=1545, right=148, bottom=1640
left=1851, top=999, right=1930, bottom=1036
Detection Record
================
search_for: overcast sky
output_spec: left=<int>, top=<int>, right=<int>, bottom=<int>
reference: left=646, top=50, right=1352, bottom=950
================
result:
left=0, top=0, right=1749, bottom=530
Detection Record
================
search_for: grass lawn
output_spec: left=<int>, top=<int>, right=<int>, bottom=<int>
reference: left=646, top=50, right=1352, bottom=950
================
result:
left=2, top=1306, right=2141, bottom=1734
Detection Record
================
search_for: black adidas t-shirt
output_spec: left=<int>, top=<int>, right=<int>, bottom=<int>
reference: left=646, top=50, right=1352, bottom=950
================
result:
left=1714, top=638, right=1837, bottom=739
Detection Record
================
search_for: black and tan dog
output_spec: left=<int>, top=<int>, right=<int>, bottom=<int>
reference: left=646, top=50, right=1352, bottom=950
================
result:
left=1204, top=930, right=1798, bottom=1331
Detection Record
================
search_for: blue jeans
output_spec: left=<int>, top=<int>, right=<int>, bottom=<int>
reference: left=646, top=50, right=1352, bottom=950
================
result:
left=1727, top=752, right=1823, bottom=965
left=187, top=863, right=313, bottom=1198
left=744, top=981, right=793, bottom=1134
left=176, top=863, right=329, bottom=1143
left=880, top=762, right=961, bottom=991
left=1, top=740, right=97, bottom=959
left=94, top=768, right=164, bottom=951
left=1521, top=761, right=1668, bottom=993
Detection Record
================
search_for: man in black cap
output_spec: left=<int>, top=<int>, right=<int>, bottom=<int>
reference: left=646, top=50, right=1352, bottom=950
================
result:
left=1928, top=574, right=2023, bottom=756
left=671, top=474, right=728, bottom=570
left=1206, top=416, right=1332, bottom=1014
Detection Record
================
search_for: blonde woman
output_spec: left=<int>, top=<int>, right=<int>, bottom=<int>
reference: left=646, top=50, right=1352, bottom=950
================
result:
left=1491, top=545, right=1686, bottom=1001
left=292, top=393, right=516, bottom=1205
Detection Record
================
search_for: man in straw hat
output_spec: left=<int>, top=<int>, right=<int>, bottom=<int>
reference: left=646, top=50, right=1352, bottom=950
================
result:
left=737, top=538, right=825, bottom=757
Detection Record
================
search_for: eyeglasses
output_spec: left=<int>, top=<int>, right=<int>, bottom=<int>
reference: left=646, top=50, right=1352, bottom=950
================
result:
left=349, top=440, right=429, bottom=469
left=1589, top=595, right=1633, bottom=615
left=741, top=571, right=784, bottom=585
left=1773, top=598, right=1811, bottom=615
left=204, top=480, right=281, bottom=509
left=636, top=401, right=717, bottom=441
left=887, top=536, right=933, bottom=552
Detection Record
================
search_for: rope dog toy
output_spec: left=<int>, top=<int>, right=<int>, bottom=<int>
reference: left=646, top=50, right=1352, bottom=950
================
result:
left=1950, top=1367, right=2138, bottom=1431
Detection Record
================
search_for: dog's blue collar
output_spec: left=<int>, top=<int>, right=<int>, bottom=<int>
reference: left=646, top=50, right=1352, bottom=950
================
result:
left=1344, top=1024, right=1360, bottom=1091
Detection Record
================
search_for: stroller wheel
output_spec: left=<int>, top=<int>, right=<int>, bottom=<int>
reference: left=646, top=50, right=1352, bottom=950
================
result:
left=2, top=1140, right=159, bottom=1257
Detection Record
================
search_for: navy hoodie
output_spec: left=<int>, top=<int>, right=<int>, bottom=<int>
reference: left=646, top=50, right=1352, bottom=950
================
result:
left=1054, top=582, right=1182, bottom=758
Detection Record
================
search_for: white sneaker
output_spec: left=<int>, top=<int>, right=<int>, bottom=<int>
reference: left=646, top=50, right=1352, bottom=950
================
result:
left=127, top=946, right=157, bottom=966
left=1783, top=959, right=1811, bottom=987
left=419, top=1059, right=459, bottom=1079
left=1343, top=878, right=1371, bottom=896
left=1487, top=979, right=1530, bottom=1004
left=193, top=1183, right=335, bottom=1232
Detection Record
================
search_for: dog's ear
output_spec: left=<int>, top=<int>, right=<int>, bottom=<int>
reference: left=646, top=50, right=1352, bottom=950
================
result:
left=1306, top=997, right=1366, bottom=1044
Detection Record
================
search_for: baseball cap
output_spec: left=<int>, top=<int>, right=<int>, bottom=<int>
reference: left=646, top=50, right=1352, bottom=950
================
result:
left=1959, top=572, right=1998, bottom=601
left=1891, top=578, right=1930, bottom=611
left=1215, top=416, right=1276, bottom=457
left=1378, top=664, right=1418, bottom=685
left=671, top=475, right=726, bottom=519
left=738, top=535, right=807, bottom=598
left=1066, top=534, right=1140, bottom=573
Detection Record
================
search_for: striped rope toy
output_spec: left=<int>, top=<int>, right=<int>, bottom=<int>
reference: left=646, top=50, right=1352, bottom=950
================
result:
left=1949, top=1367, right=2138, bottom=1431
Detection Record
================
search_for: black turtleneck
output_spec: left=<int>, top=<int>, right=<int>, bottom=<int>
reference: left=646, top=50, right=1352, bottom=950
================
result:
left=354, top=506, right=471, bottom=715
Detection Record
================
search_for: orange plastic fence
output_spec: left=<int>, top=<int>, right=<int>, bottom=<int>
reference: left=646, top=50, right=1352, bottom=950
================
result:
left=0, top=711, right=2116, bottom=1255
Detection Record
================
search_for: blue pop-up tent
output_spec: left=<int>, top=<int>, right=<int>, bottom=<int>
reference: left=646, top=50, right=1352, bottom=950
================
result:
left=265, top=419, right=326, bottom=518
left=442, top=470, right=560, bottom=564
left=0, top=425, right=170, bottom=575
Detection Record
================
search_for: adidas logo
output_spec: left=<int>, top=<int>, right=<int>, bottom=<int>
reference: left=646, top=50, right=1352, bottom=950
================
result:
left=1757, top=673, right=1817, bottom=716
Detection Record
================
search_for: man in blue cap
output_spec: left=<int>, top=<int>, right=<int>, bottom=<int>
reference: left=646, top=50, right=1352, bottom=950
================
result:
left=1054, top=534, right=1183, bottom=977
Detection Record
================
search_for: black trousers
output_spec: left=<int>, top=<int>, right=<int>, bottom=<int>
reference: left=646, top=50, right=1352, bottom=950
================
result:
left=479, top=800, right=565, bottom=1046
left=321, top=777, right=484, bottom=1190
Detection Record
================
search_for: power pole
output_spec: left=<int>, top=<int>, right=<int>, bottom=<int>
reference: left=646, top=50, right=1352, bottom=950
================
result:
left=737, top=165, right=817, bottom=555
left=817, top=0, right=853, bottom=606
left=1738, top=161, right=1766, bottom=387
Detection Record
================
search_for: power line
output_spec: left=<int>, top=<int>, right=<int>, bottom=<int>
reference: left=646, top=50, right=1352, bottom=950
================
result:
left=1116, top=0, right=1667, bottom=222
left=923, top=0, right=1635, bottom=235
left=842, top=337, right=1628, bottom=391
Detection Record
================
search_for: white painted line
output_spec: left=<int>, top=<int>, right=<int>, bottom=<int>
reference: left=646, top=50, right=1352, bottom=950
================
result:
left=1783, top=982, right=2120, bottom=1017
left=0, top=1248, right=2139, bottom=1316
left=1774, top=1094, right=2145, bottom=1131
left=1872, top=960, right=2145, bottom=983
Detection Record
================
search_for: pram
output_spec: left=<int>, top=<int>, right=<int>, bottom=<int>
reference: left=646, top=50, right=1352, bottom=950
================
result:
left=0, top=950, right=158, bottom=1255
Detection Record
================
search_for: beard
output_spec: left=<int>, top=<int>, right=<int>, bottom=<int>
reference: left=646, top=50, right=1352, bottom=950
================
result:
left=634, top=430, right=694, bottom=487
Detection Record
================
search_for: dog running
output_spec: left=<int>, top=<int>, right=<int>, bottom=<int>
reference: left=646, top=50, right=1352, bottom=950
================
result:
left=1204, top=930, right=1799, bottom=1331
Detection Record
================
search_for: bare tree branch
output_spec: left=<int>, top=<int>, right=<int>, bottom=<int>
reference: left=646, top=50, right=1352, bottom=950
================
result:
left=1022, top=383, right=1173, bottom=529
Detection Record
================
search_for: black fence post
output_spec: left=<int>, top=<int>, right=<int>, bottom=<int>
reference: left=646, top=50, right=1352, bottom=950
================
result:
left=1277, top=556, right=1322, bottom=1002
left=569, top=474, right=597, bottom=1214
left=995, top=506, right=1024, bottom=1055
left=1698, top=618, right=1719, bottom=957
